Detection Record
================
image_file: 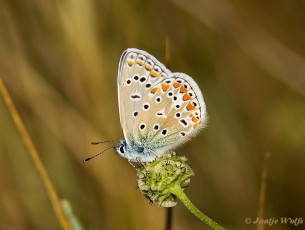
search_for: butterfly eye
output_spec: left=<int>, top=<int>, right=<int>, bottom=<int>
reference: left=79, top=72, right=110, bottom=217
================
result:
left=119, top=145, right=125, bottom=154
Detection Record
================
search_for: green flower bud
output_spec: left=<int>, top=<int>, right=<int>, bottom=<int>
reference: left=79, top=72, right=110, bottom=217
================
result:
left=136, top=152, right=194, bottom=207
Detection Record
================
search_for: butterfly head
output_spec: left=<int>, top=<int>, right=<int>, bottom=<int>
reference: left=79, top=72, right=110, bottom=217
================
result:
left=115, top=139, right=157, bottom=162
left=115, top=139, right=128, bottom=158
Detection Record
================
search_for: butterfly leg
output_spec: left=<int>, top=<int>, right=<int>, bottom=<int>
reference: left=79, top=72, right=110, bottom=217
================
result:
left=128, top=160, right=137, bottom=168
left=148, top=149, right=159, bottom=161
left=135, top=157, right=146, bottom=169
left=128, top=159, right=145, bottom=169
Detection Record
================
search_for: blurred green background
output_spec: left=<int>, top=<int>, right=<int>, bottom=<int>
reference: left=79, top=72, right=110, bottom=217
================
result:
left=1, top=0, right=305, bottom=229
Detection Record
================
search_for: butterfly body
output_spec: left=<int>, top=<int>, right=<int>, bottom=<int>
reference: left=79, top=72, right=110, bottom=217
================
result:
left=115, top=48, right=207, bottom=162
left=116, top=139, right=156, bottom=162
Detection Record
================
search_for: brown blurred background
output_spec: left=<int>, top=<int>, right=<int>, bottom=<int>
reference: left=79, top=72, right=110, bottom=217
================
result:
left=1, top=0, right=305, bottom=229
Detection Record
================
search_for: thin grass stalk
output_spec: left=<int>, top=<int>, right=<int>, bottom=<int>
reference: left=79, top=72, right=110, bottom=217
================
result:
left=0, top=78, right=71, bottom=230
left=257, top=152, right=271, bottom=230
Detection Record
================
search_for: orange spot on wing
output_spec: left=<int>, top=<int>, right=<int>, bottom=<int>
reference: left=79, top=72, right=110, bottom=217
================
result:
left=150, top=88, right=158, bottom=94
left=186, top=102, right=196, bottom=111
left=137, top=61, right=143, bottom=65
left=173, top=82, right=181, bottom=88
left=127, top=61, right=133, bottom=66
left=193, top=123, right=198, bottom=128
left=150, top=71, right=158, bottom=77
left=192, top=117, right=199, bottom=123
left=162, top=84, right=170, bottom=91
left=183, top=93, right=192, bottom=101
left=145, top=65, right=152, bottom=70
left=189, top=114, right=194, bottom=118
left=180, top=86, right=187, bottom=93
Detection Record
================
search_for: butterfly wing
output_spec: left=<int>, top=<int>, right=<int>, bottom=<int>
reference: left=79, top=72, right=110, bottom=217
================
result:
left=117, top=48, right=169, bottom=144
left=134, top=71, right=207, bottom=156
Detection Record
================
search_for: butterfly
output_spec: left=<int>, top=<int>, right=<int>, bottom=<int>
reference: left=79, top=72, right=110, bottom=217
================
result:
left=113, top=48, right=207, bottom=163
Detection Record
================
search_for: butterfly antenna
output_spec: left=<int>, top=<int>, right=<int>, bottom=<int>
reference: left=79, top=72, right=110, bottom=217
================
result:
left=83, top=145, right=118, bottom=162
left=91, top=140, right=119, bottom=145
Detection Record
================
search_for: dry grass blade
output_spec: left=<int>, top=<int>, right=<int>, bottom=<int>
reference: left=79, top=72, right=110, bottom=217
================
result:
left=0, top=78, right=71, bottom=230
left=165, top=36, right=171, bottom=69
left=257, top=152, right=271, bottom=230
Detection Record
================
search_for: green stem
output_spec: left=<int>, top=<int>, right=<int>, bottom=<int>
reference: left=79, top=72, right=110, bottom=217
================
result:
left=171, top=187, right=225, bottom=230
left=165, top=207, right=172, bottom=230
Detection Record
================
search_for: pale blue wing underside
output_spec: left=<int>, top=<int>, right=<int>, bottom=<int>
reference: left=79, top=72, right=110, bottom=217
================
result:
left=117, top=48, right=169, bottom=144
left=117, top=48, right=207, bottom=155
